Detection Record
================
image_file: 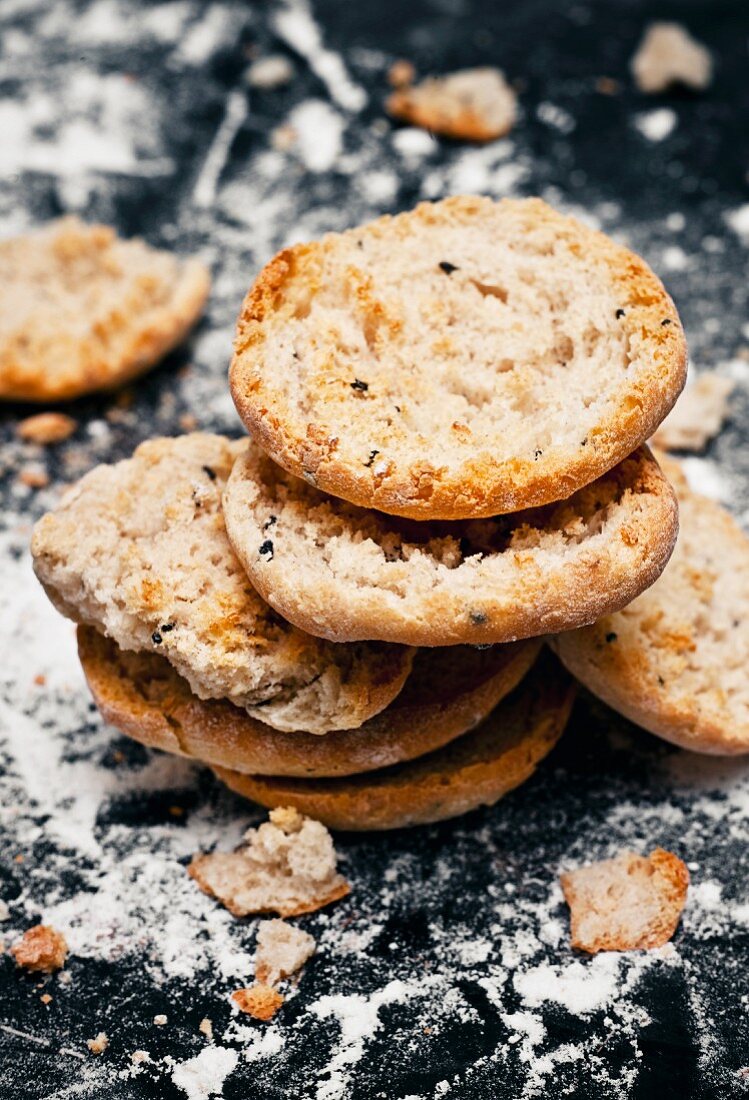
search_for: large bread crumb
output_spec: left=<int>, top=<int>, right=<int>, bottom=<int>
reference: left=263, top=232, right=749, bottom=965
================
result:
left=652, top=374, right=733, bottom=451
left=255, top=918, right=316, bottom=985
left=16, top=412, right=77, bottom=444
left=11, top=924, right=68, bottom=972
left=561, top=848, right=689, bottom=954
left=386, top=68, right=516, bottom=142
left=631, top=23, right=712, bottom=93
left=189, top=806, right=350, bottom=917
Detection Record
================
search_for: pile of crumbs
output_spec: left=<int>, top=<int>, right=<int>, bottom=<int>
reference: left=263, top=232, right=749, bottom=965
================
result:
left=1, top=0, right=749, bottom=1096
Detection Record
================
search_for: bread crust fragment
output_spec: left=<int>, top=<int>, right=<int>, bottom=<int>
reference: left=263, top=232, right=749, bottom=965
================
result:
left=223, top=443, right=678, bottom=646
left=230, top=196, right=687, bottom=520
left=78, top=626, right=540, bottom=777
left=212, top=653, right=576, bottom=830
left=554, top=453, right=749, bottom=754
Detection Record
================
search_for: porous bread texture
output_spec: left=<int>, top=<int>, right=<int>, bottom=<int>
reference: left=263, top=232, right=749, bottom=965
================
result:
left=255, top=919, right=316, bottom=985
left=78, top=625, right=540, bottom=777
left=233, top=984, right=284, bottom=1020
left=213, top=653, right=576, bottom=831
left=631, top=23, right=712, bottom=93
left=553, top=454, right=749, bottom=754
left=230, top=196, right=687, bottom=520
left=189, top=806, right=350, bottom=916
left=31, top=434, right=412, bottom=735
left=386, top=68, right=516, bottom=142
left=0, top=217, right=209, bottom=402
left=223, top=443, right=678, bottom=647
left=561, top=849, right=689, bottom=953
left=652, top=373, right=733, bottom=452
left=11, top=925, right=68, bottom=972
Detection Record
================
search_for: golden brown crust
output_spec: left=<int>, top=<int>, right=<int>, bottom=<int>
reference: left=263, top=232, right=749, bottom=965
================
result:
left=0, top=219, right=210, bottom=402
left=232, top=984, right=284, bottom=1020
left=553, top=453, right=749, bottom=754
left=78, top=625, right=540, bottom=777
left=385, top=68, right=516, bottom=142
left=11, top=925, right=68, bottom=973
left=213, top=652, right=576, bottom=830
left=230, top=196, right=687, bottom=520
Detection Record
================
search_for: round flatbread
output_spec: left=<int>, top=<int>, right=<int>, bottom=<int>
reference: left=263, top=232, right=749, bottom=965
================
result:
left=78, top=626, right=541, bottom=777
left=31, top=434, right=412, bottom=734
left=553, top=454, right=749, bottom=754
left=230, top=196, right=686, bottom=520
left=223, top=443, right=678, bottom=646
left=212, top=653, right=576, bottom=830
left=0, top=217, right=209, bottom=402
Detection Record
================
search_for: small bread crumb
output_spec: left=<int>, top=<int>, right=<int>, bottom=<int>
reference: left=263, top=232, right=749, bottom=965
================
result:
left=631, top=23, right=712, bottom=93
left=386, top=67, right=516, bottom=142
left=11, top=925, right=68, bottom=973
left=247, top=55, right=294, bottom=89
left=232, top=983, right=284, bottom=1021
left=561, top=848, right=689, bottom=954
left=87, top=1032, right=109, bottom=1054
left=255, top=919, right=316, bottom=986
left=153, top=1014, right=167, bottom=1026
left=131, top=1050, right=150, bottom=1064
left=652, top=374, right=733, bottom=452
left=189, top=807, right=350, bottom=917
left=388, top=59, right=416, bottom=88
left=198, top=1017, right=213, bottom=1040
left=17, top=412, right=77, bottom=444
left=40, top=993, right=53, bottom=1005
left=19, top=467, right=49, bottom=489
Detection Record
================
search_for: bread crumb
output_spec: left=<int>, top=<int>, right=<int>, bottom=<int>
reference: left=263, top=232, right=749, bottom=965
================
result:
left=386, top=67, right=516, bottom=142
left=270, top=124, right=297, bottom=152
left=179, top=412, right=198, bottom=431
left=189, top=807, right=350, bottom=918
left=631, top=23, right=712, bottom=93
left=153, top=1014, right=167, bottom=1026
left=131, top=1050, right=150, bottom=1064
left=595, top=76, right=620, bottom=95
left=561, top=848, right=689, bottom=954
left=40, top=993, right=53, bottom=1005
left=19, top=467, right=49, bottom=489
left=198, top=1017, right=213, bottom=1040
left=232, top=983, right=284, bottom=1021
left=387, top=59, right=416, bottom=88
left=255, top=919, right=316, bottom=986
left=87, top=1032, right=109, bottom=1055
left=11, top=925, right=68, bottom=973
left=653, top=374, right=733, bottom=452
left=16, top=413, right=77, bottom=444
left=247, top=55, right=294, bottom=89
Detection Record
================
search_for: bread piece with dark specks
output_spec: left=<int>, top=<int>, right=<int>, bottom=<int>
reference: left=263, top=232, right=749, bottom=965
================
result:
left=31, top=434, right=413, bottom=734
left=230, top=196, right=686, bottom=520
left=223, top=442, right=678, bottom=646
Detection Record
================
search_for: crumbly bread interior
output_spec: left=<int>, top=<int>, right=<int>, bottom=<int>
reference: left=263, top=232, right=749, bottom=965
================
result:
left=31, top=434, right=412, bottom=734
left=254, top=918, right=316, bottom=985
left=224, top=443, right=678, bottom=645
left=231, top=196, right=686, bottom=518
left=561, top=848, right=689, bottom=953
left=386, top=67, right=516, bottom=142
left=554, top=454, right=749, bottom=753
left=189, top=806, right=350, bottom=917
left=631, top=22, right=712, bottom=93
left=0, top=217, right=209, bottom=401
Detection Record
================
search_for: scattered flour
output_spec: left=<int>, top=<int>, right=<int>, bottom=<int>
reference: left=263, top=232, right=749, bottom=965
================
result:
left=170, top=1046, right=239, bottom=1100
left=634, top=107, right=677, bottom=142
